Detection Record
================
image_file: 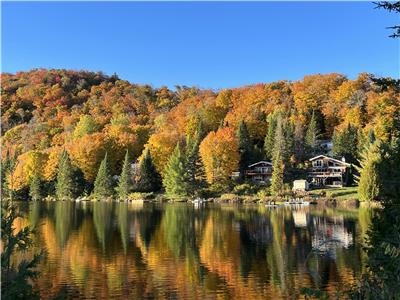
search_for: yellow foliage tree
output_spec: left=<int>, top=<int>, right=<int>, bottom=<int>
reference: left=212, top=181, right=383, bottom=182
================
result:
left=9, top=150, right=48, bottom=190
left=43, top=147, right=63, bottom=181
left=199, top=127, right=239, bottom=186
left=144, top=131, right=181, bottom=176
left=67, top=133, right=112, bottom=182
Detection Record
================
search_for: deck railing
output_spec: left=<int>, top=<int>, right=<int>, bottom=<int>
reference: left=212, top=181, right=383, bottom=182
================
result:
left=245, top=171, right=272, bottom=176
left=308, top=171, right=343, bottom=177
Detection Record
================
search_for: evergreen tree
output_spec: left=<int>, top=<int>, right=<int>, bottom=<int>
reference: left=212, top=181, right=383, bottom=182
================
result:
left=29, top=172, right=42, bottom=201
left=133, top=149, right=162, bottom=192
left=116, top=150, right=132, bottom=199
left=264, top=113, right=278, bottom=160
left=355, top=141, right=382, bottom=202
left=284, top=120, right=295, bottom=163
left=305, top=110, right=320, bottom=158
left=185, top=123, right=204, bottom=192
left=271, top=150, right=285, bottom=197
left=293, top=120, right=305, bottom=163
left=163, top=143, right=189, bottom=197
left=272, top=115, right=287, bottom=161
left=56, top=151, right=76, bottom=200
left=93, top=152, right=114, bottom=198
left=332, top=123, right=359, bottom=164
left=237, top=120, right=253, bottom=176
left=1, top=150, right=15, bottom=200
left=367, top=128, right=376, bottom=144
left=378, top=136, right=400, bottom=202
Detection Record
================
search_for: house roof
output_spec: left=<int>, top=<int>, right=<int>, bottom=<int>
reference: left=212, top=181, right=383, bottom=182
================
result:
left=248, top=161, right=273, bottom=168
left=309, top=155, right=351, bottom=166
left=293, top=179, right=308, bottom=183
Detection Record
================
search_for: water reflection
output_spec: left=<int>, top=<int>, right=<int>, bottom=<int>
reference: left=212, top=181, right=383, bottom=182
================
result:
left=353, top=203, right=400, bottom=299
left=17, top=202, right=375, bottom=299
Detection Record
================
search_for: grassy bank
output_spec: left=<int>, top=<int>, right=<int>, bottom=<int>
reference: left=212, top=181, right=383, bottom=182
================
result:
left=309, top=186, right=358, bottom=201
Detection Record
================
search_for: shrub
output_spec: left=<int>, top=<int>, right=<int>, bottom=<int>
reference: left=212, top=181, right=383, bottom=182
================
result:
left=233, top=183, right=258, bottom=195
left=257, top=187, right=271, bottom=199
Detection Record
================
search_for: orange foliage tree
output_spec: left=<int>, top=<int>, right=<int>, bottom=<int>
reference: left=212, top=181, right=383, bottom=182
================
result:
left=199, top=127, right=239, bottom=186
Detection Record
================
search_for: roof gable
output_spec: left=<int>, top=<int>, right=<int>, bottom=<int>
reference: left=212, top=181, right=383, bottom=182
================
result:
left=309, top=155, right=350, bottom=166
left=248, top=161, right=273, bottom=168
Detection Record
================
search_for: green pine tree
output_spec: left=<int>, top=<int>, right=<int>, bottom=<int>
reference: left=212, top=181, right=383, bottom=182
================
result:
left=116, top=150, right=132, bottom=199
left=264, top=112, right=278, bottom=160
left=56, top=151, right=76, bottom=200
left=271, top=150, right=285, bottom=197
left=272, top=115, right=287, bottom=162
left=332, top=123, right=359, bottom=164
left=305, top=110, right=320, bottom=158
left=29, top=172, right=42, bottom=201
left=294, top=120, right=305, bottom=163
left=1, top=149, right=14, bottom=200
left=355, top=141, right=382, bottom=202
left=237, top=120, right=253, bottom=176
left=367, top=128, right=376, bottom=144
left=185, top=125, right=204, bottom=193
left=163, top=143, right=189, bottom=197
left=133, top=149, right=162, bottom=192
left=93, top=152, right=114, bottom=198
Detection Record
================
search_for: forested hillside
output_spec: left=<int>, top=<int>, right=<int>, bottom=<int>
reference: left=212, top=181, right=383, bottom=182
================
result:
left=1, top=69, right=399, bottom=199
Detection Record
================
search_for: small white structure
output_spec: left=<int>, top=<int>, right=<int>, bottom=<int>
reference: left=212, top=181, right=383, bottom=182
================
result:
left=292, top=179, right=309, bottom=192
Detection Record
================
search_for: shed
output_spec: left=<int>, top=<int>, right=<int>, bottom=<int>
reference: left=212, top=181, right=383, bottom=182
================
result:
left=292, top=179, right=309, bottom=192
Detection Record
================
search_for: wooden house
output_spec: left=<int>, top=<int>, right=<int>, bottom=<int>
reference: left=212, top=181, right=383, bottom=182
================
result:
left=245, top=161, right=273, bottom=184
left=308, top=155, right=350, bottom=187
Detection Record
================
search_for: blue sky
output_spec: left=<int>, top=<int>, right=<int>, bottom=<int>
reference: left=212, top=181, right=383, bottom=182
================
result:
left=2, top=1, right=399, bottom=89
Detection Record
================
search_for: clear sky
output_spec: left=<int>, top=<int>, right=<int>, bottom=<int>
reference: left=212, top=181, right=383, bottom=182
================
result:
left=2, top=1, right=399, bottom=89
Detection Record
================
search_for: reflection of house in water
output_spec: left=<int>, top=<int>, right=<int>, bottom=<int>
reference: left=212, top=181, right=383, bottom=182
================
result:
left=311, top=215, right=353, bottom=259
left=292, top=210, right=308, bottom=228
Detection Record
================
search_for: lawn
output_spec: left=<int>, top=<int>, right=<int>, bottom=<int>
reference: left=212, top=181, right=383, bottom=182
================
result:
left=309, top=186, right=359, bottom=201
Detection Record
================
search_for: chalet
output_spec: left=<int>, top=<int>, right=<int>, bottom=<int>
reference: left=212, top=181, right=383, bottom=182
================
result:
left=308, top=155, right=350, bottom=187
left=245, top=161, right=273, bottom=184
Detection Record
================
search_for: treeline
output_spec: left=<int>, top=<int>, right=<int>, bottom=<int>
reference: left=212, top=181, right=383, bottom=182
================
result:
left=1, top=69, right=399, bottom=201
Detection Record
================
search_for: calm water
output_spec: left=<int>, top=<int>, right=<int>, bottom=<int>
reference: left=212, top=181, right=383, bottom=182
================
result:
left=15, top=201, right=373, bottom=299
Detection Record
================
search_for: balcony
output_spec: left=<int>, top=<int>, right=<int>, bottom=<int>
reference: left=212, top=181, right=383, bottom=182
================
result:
left=245, top=170, right=272, bottom=176
left=308, top=171, right=343, bottom=177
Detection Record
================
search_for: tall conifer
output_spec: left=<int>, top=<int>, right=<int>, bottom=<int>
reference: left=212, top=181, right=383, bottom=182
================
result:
left=29, top=172, right=42, bottom=201
left=93, top=152, right=114, bottom=198
left=56, top=150, right=76, bottom=200
left=237, top=120, right=253, bottom=176
left=133, top=149, right=161, bottom=192
left=355, top=141, right=382, bottom=202
left=305, top=110, right=320, bottom=158
left=271, top=151, right=285, bottom=197
left=163, top=143, right=188, bottom=197
left=264, top=113, right=278, bottom=160
left=116, top=150, right=132, bottom=199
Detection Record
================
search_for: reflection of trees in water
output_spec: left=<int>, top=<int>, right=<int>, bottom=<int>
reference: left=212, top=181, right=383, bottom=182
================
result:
left=353, top=204, right=400, bottom=299
left=55, top=201, right=74, bottom=248
left=92, top=201, right=113, bottom=251
left=15, top=202, right=379, bottom=299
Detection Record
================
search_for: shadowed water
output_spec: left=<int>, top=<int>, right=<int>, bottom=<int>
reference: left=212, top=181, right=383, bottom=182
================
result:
left=15, top=201, right=374, bottom=299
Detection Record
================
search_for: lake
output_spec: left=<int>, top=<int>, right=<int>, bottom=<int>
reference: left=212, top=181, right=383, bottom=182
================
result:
left=15, top=201, right=374, bottom=299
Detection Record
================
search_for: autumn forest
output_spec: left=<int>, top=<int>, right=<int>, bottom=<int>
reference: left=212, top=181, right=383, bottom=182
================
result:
left=1, top=69, right=399, bottom=202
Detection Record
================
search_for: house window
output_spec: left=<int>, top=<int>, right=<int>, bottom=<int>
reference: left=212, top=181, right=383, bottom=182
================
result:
left=314, top=160, right=322, bottom=167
